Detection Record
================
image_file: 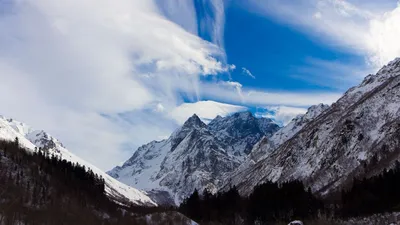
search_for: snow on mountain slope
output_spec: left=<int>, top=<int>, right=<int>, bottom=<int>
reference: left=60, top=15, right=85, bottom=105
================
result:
left=108, top=140, right=171, bottom=191
left=208, top=111, right=280, bottom=160
left=222, top=58, right=400, bottom=197
left=157, top=115, right=240, bottom=204
left=269, top=104, right=330, bottom=148
left=249, top=103, right=330, bottom=163
left=108, top=112, right=280, bottom=205
left=0, top=117, right=37, bottom=150
left=222, top=104, right=329, bottom=189
left=0, top=116, right=156, bottom=207
left=109, top=114, right=240, bottom=205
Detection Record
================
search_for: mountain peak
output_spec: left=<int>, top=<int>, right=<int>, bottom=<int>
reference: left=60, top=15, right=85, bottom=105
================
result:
left=214, top=115, right=223, bottom=120
left=169, top=114, right=208, bottom=153
left=304, top=103, right=329, bottom=120
left=307, top=103, right=329, bottom=112
left=233, top=111, right=253, bottom=119
left=386, top=57, right=400, bottom=67
left=182, top=114, right=206, bottom=129
left=376, top=57, right=400, bottom=78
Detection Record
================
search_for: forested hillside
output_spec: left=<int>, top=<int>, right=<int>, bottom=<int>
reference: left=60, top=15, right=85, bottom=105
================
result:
left=0, top=138, right=194, bottom=225
left=180, top=181, right=323, bottom=225
left=341, top=161, right=400, bottom=217
left=179, top=161, right=400, bottom=225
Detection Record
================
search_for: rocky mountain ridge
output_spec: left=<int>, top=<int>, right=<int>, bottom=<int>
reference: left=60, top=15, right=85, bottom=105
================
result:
left=108, top=111, right=280, bottom=205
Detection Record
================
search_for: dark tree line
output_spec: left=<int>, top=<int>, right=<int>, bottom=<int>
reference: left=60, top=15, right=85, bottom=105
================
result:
left=179, top=159, right=400, bottom=224
left=0, top=138, right=177, bottom=225
left=247, top=181, right=322, bottom=223
left=180, top=181, right=323, bottom=225
left=341, top=160, right=400, bottom=217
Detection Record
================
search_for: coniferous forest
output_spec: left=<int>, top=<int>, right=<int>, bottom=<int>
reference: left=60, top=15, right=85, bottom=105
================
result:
left=179, top=181, right=324, bottom=225
left=341, top=161, right=400, bottom=217
left=0, top=139, right=189, bottom=225
left=180, top=161, right=400, bottom=225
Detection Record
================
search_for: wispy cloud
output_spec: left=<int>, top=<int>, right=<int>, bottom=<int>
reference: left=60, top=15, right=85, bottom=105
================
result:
left=290, top=57, right=371, bottom=91
left=200, top=82, right=341, bottom=107
left=242, top=67, right=256, bottom=79
left=218, top=81, right=244, bottom=101
left=196, top=0, right=226, bottom=48
left=155, top=0, right=198, bottom=34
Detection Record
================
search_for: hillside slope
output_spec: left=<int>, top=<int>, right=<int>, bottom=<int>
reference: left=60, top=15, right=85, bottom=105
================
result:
left=223, top=58, right=400, bottom=196
left=0, top=116, right=155, bottom=206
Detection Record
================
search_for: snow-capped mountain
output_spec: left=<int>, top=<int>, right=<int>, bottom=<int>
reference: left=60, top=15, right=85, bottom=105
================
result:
left=0, top=116, right=156, bottom=207
left=108, top=112, right=279, bottom=205
left=222, top=58, right=400, bottom=197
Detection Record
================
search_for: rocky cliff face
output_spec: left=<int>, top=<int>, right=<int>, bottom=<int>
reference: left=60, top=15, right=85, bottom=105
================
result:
left=108, top=112, right=280, bottom=205
left=222, top=58, right=400, bottom=197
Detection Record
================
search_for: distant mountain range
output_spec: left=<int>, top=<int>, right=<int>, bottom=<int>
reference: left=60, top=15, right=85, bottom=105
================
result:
left=107, top=111, right=280, bottom=205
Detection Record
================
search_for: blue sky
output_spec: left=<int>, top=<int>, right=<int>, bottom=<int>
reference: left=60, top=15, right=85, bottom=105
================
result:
left=0, top=0, right=399, bottom=169
left=194, top=0, right=380, bottom=93
left=223, top=3, right=356, bottom=92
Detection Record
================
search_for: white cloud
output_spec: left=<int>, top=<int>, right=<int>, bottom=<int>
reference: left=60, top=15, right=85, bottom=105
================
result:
left=155, top=103, right=165, bottom=113
left=256, top=106, right=307, bottom=126
left=169, top=100, right=247, bottom=124
left=242, top=67, right=256, bottom=79
left=367, top=4, right=400, bottom=67
left=197, top=0, right=226, bottom=48
left=0, top=0, right=229, bottom=170
left=218, top=81, right=244, bottom=101
left=155, top=0, right=198, bottom=35
left=244, top=0, right=400, bottom=69
left=314, top=12, right=322, bottom=19
left=200, top=82, right=341, bottom=107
